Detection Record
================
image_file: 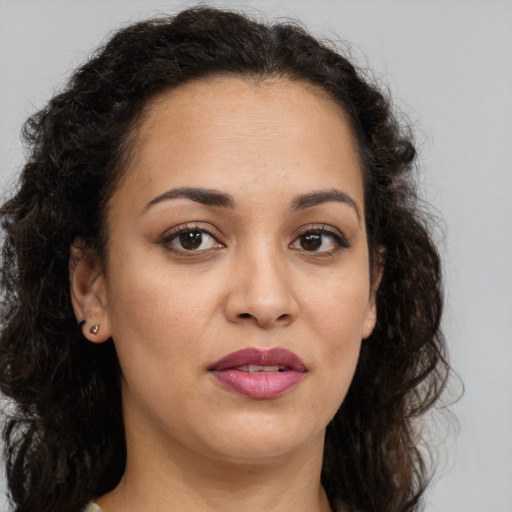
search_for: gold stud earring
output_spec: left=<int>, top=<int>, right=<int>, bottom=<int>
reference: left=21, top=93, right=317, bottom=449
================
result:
left=89, top=324, right=100, bottom=335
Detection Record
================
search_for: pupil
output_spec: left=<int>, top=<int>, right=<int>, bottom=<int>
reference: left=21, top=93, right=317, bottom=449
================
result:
left=180, top=231, right=202, bottom=250
left=301, top=233, right=321, bottom=251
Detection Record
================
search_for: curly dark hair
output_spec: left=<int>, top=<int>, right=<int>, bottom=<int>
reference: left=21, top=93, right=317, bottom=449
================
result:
left=0, top=7, right=448, bottom=512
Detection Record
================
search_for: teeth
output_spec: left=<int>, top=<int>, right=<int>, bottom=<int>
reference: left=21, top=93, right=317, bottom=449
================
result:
left=235, top=365, right=286, bottom=373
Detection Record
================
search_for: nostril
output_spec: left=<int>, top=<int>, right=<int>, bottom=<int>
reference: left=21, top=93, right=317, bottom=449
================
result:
left=240, top=313, right=252, bottom=319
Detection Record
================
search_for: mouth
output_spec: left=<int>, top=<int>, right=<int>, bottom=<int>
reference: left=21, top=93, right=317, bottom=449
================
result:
left=208, top=348, right=307, bottom=399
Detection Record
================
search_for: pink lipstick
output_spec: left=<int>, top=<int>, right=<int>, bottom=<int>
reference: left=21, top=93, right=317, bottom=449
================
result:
left=208, top=348, right=306, bottom=399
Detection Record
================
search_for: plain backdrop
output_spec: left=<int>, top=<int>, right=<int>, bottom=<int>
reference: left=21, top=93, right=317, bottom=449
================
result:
left=1, top=1, right=511, bottom=511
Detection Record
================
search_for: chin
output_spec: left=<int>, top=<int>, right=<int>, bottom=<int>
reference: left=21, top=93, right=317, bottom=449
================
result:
left=194, top=412, right=325, bottom=464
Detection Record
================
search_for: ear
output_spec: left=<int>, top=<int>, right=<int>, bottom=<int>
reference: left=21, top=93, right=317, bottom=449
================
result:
left=69, top=240, right=111, bottom=343
left=362, top=247, right=385, bottom=339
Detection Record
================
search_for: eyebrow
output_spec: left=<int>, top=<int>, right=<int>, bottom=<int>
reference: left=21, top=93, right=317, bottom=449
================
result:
left=144, top=186, right=360, bottom=220
left=144, top=187, right=235, bottom=211
left=291, top=189, right=361, bottom=220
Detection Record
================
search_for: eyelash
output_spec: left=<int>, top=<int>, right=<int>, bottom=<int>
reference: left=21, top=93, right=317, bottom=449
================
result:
left=290, top=225, right=350, bottom=256
left=159, top=224, right=223, bottom=255
left=158, top=223, right=350, bottom=256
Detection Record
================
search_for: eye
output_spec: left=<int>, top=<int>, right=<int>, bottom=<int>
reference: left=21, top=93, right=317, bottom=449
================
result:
left=290, top=227, right=349, bottom=254
left=160, top=225, right=224, bottom=253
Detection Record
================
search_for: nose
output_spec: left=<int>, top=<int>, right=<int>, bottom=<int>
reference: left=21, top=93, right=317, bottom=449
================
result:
left=223, top=246, right=299, bottom=329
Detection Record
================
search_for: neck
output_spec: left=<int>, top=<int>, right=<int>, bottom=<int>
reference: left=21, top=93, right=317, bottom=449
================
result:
left=97, top=414, right=332, bottom=512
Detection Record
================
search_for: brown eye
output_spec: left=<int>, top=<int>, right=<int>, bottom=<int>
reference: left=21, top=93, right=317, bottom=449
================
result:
left=290, top=228, right=349, bottom=254
left=300, top=233, right=322, bottom=251
left=163, top=227, right=223, bottom=253
left=179, top=231, right=203, bottom=250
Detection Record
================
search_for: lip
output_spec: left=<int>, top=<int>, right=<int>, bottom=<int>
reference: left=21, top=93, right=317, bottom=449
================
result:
left=208, top=348, right=306, bottom=399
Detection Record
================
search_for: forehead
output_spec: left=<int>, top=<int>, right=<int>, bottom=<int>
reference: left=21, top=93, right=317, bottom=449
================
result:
left=139, top=75, right=355, bottom=149
left=117, top=76, right=364, bottom=209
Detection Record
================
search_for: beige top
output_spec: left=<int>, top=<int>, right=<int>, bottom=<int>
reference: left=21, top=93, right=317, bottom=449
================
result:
left=83, top=504, right=103, bottom=512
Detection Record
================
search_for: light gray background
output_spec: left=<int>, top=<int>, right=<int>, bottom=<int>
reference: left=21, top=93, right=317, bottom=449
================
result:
left=1, top=1, right=511, bottom=511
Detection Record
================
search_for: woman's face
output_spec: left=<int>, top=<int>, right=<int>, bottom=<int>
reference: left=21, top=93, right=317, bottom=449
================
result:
left=87, top=76, right=378, bottom=464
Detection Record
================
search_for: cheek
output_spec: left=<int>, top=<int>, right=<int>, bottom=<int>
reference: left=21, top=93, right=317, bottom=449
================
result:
left=316, top=296, right=366, bottom=374
left=304, top=266, right=372, bottom=344
left=106, top=272, right=210, bottom=417
left=105, top=261, right=214, bottom=367
left=302, top=266, right=371, bottom=404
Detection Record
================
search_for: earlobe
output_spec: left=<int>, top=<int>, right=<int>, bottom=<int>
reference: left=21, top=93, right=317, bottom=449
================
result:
left=69, top=241, right=111, bottom=343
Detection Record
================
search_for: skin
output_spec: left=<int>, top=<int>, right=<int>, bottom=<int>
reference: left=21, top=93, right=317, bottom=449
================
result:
left=71, top=76, right=380, bottom=512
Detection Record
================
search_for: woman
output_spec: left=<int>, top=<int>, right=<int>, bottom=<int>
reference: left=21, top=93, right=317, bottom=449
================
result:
left=0, top=7, right=448, bottom=512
